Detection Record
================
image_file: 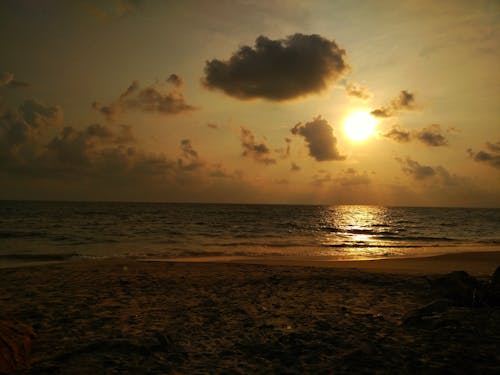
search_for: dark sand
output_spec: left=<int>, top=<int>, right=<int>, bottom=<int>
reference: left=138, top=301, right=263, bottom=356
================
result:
left=1, top=251, right=499, bottom=373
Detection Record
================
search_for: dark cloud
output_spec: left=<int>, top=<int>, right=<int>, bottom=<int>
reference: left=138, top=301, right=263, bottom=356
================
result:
left=91, top=102, right=118, bottom=122
left=371, top=90, right=416, bottom=118
left=203, top=33, right=348, bottom=101
left=0, top=100, right=253, bottom=201
left=383, top=124, right=449, bottom=146
left=291, top=116, right=345, bottom=162
left=468, top=141, right=500, bottom=169
left=399, top=157, right=436, bottom=180
left=166, top=74, right=183, bottom=88
left=345, top=82, right=371, bottom=100
left=93, top=76, right=196, bottom=121
left=46, top=123, right=136, bottom=166
left=394, top=90, right=416, bottom=110
left=397, top=157, right=464, bottom=185
left=119, top=80, right=140, bottom=100
left=383, top=125, right=411, bottom=143
left=486, top=141, right=500, bottom=153
left=371, top=108, right=392, bottom=118
left=178, top=139, right=204, bottom=172
left=240, top=127, right=276, bottom=165
left=415, top=124, right=448, bottom=147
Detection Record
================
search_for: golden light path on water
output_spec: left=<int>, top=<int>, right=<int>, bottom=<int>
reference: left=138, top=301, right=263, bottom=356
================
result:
left=318, top=205, right=403, bottom=259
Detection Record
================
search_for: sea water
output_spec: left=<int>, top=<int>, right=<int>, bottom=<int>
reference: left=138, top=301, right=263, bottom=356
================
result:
left=0, top=201, right=499, bottom=266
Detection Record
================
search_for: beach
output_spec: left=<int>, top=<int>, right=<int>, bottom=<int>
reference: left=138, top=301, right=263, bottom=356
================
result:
left=1, top=251, right=500, bottom=374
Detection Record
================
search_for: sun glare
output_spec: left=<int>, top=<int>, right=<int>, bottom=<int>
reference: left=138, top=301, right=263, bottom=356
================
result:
left=344, top=111, right=378, bottom=142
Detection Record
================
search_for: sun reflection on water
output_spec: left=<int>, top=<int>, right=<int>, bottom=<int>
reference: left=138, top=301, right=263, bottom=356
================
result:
left=319, top=205, right=396, bottom=259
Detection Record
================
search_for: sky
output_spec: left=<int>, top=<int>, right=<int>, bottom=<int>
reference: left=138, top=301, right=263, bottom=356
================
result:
left=0, top=0, right=499, bottom=206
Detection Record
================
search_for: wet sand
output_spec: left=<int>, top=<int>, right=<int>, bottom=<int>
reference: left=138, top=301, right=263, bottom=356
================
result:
left=1, top=251, right=499, bottom=373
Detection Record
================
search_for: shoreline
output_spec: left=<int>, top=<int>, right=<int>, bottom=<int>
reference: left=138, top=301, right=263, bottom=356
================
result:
left=1, top=249, right=499, bottom=275
left=145, top=250, right=500, bottom=276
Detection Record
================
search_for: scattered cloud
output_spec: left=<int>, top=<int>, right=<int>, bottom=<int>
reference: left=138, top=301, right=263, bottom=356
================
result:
left=486, top=141, right=500, bottom=152
left=178, top=139, right=204, bottom=171
left=46, top=123, right=135, bottom=166
left=371, top=90, right=416, bottom=118
left=207, top=123, right=219, bottom=130
left=467, top=141, right=500, bottom=169
left=83, top=0, right=142, bottom=21
left=397, top=157, right=465, bottom=185
left=383, top=125, right=411, bottom=143
left=383, top=124, right=449, bottom=146
left=275, top=137, right=292, bottom=159
left=93, top=76, right=196, bottom=121
left=166, top=74, right=182, bottom=88
left=415, top=124, right=448, bottom=147
left=291, top=116, right=345, bottom=162
left=311, top=171, right=332, bottom=186
left=240, top=127, right=276, bottom=165
left=203, top=33, right=348, bottom=101
left=334, top=168, right=371, bottom=186
left=344, top=82, right=371, bottom=100
left=398, top=157, right=436, bottom=180
left=0, top=72, right=30, bottom=89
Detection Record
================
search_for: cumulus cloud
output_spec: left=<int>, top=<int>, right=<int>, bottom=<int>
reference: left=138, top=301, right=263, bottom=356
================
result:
left=46, top=124, right=135, bottom=166
left=344, top=82, right=371, bottom=100
left=203, top=33, right=348, bottom=101
left=0, top=99, right=63, bottom=162
left=0, top=99, right=253, bottom=202
left=415, top=124, right=448, bottom=147
left=240, top=127, right=276, bottom=165
left=371, top=90, right=416, bottom=118
left=93, top=76, right=196, bottom=121
left=467, top=141, right=500, bottom=169
left=291, top=116, right=345, bottom=162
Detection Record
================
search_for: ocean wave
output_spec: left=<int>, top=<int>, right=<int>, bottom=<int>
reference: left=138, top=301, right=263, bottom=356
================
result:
left=0, top=230, right=47, bottom=239
left=0, top=253, right=78, bottom=261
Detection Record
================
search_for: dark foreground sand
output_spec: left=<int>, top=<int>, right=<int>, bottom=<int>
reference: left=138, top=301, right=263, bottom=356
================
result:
left=1, top=252, right=500, bottom=374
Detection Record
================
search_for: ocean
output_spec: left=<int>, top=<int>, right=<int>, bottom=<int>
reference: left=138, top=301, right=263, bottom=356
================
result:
left=0, top=201, right=499, bottom=267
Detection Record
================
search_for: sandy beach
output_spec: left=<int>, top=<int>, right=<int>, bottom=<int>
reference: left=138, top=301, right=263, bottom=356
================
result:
left=1, top=251, right=500, bottom=374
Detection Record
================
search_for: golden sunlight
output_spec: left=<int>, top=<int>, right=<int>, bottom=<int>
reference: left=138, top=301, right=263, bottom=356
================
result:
left=343, top=111, right=378, bottom=141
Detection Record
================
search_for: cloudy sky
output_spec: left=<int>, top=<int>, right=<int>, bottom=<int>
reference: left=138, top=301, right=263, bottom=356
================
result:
left=1, top=0, right=499, bottom=206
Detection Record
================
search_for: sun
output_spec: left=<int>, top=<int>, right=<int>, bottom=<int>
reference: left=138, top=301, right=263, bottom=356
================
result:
left=344, top=111, right=378, bottom=141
